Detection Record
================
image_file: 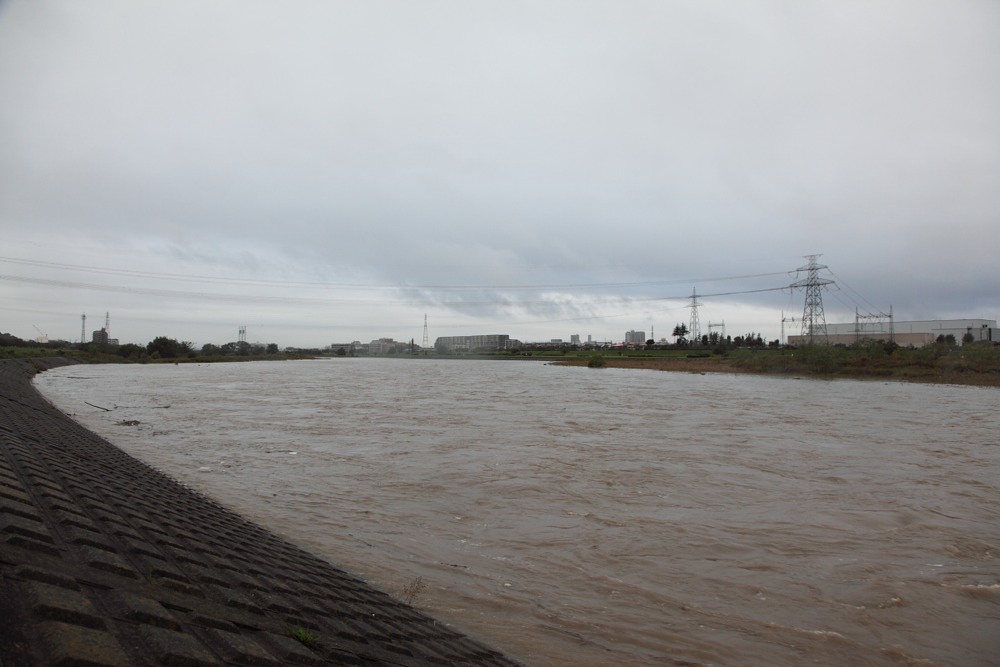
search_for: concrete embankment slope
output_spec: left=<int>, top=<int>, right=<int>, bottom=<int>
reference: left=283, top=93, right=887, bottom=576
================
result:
left=0, top=358, right=519, bottom=666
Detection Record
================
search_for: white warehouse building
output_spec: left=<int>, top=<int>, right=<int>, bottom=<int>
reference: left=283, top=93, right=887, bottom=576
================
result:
left=788, top=318, right=996, bottom=347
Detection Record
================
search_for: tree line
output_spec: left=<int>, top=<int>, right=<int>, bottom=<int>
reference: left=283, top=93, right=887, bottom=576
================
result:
left=0, top=332, right=281, bottom=360
left=663, top=323, right=773, bottom=349
left=136, top=337, right=281, bottom=359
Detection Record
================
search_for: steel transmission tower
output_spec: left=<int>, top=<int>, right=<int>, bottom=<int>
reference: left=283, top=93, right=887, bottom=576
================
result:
left=687, top=288, right=702, bottom=345
left=854, top=306, right=894, bottom=344
left=780, top=312, right=797, bottom=346
left=790, top=255, right=835, bottom=344
left=422, top=314, right=429, bottom=348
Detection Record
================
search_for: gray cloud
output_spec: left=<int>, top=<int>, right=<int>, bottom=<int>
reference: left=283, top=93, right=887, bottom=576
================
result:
left=1, top=1, right=998, bottom=346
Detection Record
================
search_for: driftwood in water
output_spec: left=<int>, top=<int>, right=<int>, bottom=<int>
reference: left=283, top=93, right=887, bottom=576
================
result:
left=84, top=401, right=112, bottom=412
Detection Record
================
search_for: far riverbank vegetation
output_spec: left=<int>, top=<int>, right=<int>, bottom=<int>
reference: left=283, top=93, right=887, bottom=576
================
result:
left=0, top=332, right=318, bottom=364
left=554, top=339, right=1000, bottom=387
left=3, top=331, right=998, bottom=387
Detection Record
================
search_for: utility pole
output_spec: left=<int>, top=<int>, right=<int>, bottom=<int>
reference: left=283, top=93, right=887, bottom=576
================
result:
left=854, top=306, right=895, bottom=344
left=790, top=255, right=834, bottom=344
left=707, top=320, right=725, bottom=344
left=781, top=313, right=797, bottom=346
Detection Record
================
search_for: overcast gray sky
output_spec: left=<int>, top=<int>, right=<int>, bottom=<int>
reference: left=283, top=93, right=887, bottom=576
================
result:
left=2, top=1, right=998, bottom=348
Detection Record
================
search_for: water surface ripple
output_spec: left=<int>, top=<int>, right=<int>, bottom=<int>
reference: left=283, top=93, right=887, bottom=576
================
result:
left=36, top=359, right=1000, bottom=666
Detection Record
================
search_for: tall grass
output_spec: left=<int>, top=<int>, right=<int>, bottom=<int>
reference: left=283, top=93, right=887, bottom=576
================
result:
left=731, top=343, right=1000, bottom=383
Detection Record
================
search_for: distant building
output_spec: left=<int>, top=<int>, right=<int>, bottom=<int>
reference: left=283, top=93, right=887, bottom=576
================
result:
left=787, top=318, right=996, bottom=347
left=328, top=341, right=362, bottom=355
left=570, top=334, right=581, bottom=345
left=434, top=334, right=511, bottom=352
left=368, top=338, right=397, bottom=354
left=625, top=330, right=646, bottom=345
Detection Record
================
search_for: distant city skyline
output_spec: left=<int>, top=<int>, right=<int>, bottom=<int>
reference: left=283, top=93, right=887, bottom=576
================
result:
left=1, top=251, right=994, bottom=350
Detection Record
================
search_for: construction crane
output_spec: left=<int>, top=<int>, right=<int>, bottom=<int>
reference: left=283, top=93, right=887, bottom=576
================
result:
left=32, top=325, right=49, bottom=344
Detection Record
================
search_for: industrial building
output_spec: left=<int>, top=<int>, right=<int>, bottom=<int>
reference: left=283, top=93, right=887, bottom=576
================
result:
left=788, top=318, right=996, bottom=347
left=434, top=334, right=512, bottom=352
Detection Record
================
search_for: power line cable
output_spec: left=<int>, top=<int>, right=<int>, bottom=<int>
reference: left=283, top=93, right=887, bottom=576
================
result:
left=827, top=270, right=881, bottom=313
left=826, top=289, right=861, bottom=314
left=0, top=256, right=789, bottom=292
left=0, top=273, right=792, bottom=307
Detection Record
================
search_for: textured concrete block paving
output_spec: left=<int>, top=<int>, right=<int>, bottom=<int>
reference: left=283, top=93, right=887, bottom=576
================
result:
left=0, top=359, right=519, bottom=666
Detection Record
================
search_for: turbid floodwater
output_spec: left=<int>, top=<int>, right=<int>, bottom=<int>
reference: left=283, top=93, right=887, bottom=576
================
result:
left=36, top=358, right=1000, bottom=666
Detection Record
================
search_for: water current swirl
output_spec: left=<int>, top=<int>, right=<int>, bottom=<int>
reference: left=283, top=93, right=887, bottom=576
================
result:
left=35, top=359, right=1000, bottom=666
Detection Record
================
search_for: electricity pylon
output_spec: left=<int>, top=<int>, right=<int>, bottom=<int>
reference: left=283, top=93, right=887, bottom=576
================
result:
left=790, top=254, right=834, bottom=344
left=687, top=288, right=702, bottom=345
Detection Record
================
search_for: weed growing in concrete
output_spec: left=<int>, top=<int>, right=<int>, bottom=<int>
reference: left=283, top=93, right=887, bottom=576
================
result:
left=288, top=626, right=319, bottom=649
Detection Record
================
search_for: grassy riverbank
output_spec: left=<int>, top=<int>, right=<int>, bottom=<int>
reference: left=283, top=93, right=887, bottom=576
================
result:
left=556, top=343, right=1000, bottom=387
left=7, top=342, right=999, bottom=387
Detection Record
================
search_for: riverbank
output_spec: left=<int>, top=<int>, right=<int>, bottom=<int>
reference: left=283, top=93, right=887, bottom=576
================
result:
left=8, top=342, right=1000, bottom=388
left=555, top=345, right=1000, bottom=388
left=0, top=358, right=518, bottom=666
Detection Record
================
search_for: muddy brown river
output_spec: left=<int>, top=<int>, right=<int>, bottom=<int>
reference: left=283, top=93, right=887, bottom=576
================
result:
left=36, top=359, right=1000, bottom=666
